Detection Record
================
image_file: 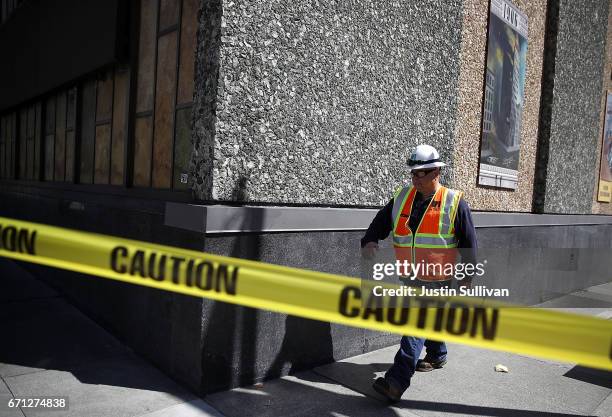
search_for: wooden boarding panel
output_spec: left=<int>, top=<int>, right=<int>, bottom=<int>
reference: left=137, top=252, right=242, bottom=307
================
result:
left=136, top=0, right=158, bottom=113
left=159, top=0, right=179, bottom=32
left=152, top=31, right=177, bottom=189
left=79, top=80, right=97, bottom=184
left=133, top=116, right=153, bottom=187
left=94, top=123, right=111, bottom=184
left=34, top=103, right=42, bottom=179
left=26, top=106, right=35, bottom=179
left=177, top=0, right=198, bottom=105
left=173, top=106, right=192, bottom=190
left=96, top=73, right=114, bottom=122
left=65, top=130, right=75, bottom=182
left=19, top=110, right=27, bottom=179
left=44, top=134, right=54, bottom=181
left=111, top=69, right=129, bottom=185
left=54, top=91, right=67, bottom=181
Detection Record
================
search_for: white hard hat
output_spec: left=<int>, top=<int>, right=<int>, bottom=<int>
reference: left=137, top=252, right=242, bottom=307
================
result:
left=407, top=144, right=447, bottom=170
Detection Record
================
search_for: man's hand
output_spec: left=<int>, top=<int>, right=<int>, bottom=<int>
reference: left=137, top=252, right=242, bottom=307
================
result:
left=361, top=242, right=379, bottom=259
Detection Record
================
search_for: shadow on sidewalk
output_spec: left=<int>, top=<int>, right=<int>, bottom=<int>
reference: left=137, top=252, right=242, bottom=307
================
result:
left=0, top=257, right=193, bottom=398
left=563, top=365, right=612, bottom=389
left=394, top=400, right=589, bottom=417
left=208, top=365, right=589, bottom=417
left=296, top=366, right=592, bottom=417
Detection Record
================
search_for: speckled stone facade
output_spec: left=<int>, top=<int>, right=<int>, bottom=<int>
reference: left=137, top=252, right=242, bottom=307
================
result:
left=592, top=0, right=612, bottom=215
left=451, top=0, right=547, bottom=212
left=539, top=0, right=609, bottom=214
left=191, top=0, right=222, bottom=200
left=192, top=0, right=464, bottom=205
left=191, top=0, right=611, bottom=212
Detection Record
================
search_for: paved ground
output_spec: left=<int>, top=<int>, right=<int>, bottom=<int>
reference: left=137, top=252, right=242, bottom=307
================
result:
left=1, top=258, right=611, bottom=417
left=0, top=259, right=222, bottom=417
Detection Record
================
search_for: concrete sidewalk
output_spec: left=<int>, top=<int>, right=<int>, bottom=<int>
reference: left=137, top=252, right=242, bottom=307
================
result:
left=0, top=259, right=223, bottom=417
left=1, top=257, right=611, bottom=416
left=206, top=284, right=612, bottom=417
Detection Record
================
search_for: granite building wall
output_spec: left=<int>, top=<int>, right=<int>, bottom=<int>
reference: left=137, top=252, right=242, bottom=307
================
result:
left=592, top=0, right=612, bottom=215
left=191, top=0, right=612, bottom=214
left=535, top=0, right=609, bottom=214
left=192, top=0, right=465, bottom=206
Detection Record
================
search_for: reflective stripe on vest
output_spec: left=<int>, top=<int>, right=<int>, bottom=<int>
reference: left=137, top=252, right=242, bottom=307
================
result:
left=391, top=186, right=414, bottom=246
left=414, top=235, right=458, bottom=248
left=391, top=186, right=462, bottom=248
left=441, top=188, right=463, bottom=236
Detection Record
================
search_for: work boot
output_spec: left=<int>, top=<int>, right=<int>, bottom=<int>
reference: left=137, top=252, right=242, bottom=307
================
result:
left=372, top=377, right=403, bottom=402
left=416, top=356, right=447, bottom=372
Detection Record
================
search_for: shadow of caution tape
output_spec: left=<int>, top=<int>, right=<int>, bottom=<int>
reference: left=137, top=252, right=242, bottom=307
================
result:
left=0, top=216, right=611, bottom=371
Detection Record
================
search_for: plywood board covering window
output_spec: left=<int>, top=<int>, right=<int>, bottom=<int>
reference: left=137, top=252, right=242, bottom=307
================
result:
left=0, top=0, right=199, bottom=193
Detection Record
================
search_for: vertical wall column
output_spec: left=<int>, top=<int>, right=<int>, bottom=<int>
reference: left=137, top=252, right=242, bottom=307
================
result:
left=534, top=0, right=609, bottom=214
left=592, top=0, right=612, bottom=215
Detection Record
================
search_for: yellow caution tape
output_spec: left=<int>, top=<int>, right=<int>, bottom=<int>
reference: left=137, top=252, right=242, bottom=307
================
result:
left=0, top=216, right=611, bottom=370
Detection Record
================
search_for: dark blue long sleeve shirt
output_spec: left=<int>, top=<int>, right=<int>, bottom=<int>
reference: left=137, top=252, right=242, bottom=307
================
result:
left=361, top=190, right=478, bottom=265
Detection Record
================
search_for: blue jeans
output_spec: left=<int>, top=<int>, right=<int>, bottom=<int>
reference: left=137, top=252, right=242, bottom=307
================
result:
left=385, top=280, right=449, bottom=393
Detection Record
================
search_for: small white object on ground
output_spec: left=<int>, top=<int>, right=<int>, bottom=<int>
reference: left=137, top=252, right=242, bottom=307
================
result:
left=495, top=364, right=509, bottom=373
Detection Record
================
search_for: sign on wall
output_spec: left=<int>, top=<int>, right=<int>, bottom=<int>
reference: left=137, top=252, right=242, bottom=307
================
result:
left=597, top=91, right=612, bottom=203
left=477, top=0, right=528, bottom=190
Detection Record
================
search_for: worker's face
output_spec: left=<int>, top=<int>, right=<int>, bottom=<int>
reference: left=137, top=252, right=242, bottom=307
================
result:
left=411, top=168, right=440, bottom=194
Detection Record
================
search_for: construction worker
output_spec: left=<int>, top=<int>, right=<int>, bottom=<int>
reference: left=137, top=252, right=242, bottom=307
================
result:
left=361, top=144, right=477, bottom=402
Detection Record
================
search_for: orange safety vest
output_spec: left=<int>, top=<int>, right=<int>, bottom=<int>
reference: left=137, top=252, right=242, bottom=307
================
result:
left=392, top=185, right=463, bottom=281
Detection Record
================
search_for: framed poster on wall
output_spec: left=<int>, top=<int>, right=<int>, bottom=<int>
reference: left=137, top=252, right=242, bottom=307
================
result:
left=597, top=91, right=612, bottom=202
left=477, top=0, right=528, bottom=190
